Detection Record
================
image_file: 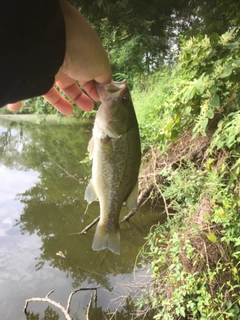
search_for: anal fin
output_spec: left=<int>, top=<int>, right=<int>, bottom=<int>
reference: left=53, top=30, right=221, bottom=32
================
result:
left=126, top=182, right=138, bottom=209
left=84, top=180, right=98, bottom=204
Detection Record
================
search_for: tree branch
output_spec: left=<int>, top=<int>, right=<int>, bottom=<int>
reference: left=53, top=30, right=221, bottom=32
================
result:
left=23, top=287, right=100, bottom=320
left=70, top=216, right=100, bottom=235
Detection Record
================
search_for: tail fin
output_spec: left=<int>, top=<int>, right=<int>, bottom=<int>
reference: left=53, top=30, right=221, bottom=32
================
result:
left=92, top=223, right=120, bottom=255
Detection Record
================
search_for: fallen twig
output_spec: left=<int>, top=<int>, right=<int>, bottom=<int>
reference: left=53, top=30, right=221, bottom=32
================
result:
left=53, top=161, right=81, bottom=183
left=66, top=287, right=100, bottom=314
left=121, top=208, right=138, bottom=223
left=23, top=287, right=100, bottom=320
left=86, top=291, right=97, bottom=320
left=23, top=290, right=71, bottom=320
left=70, top=216, right=100, bottom=235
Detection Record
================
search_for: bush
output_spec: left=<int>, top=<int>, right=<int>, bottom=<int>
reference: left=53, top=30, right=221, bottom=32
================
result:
left=133, top=28, right=240, bottom=152
left=133, top=28, right=240, bottom=319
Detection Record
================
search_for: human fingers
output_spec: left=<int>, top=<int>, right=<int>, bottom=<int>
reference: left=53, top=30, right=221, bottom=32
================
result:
left=43, top=87, right=74, bottom=115
left=56, top=76, right=94, bottom=112
left=7, top=101, right=22, bottom=111
left=79, top=80, right=100, bottom=102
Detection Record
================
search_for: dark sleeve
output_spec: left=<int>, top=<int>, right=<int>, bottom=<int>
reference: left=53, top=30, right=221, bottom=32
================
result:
left=0, top=0, right=66, bottom=107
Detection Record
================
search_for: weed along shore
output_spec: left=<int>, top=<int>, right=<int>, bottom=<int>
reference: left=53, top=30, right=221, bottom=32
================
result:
left=133, top=29, right=240, bottom=319
left=136, top=128, right=240, bottom=319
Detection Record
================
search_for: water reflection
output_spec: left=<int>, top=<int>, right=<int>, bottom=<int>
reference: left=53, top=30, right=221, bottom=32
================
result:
left=0, top=116, right=163, bottom=319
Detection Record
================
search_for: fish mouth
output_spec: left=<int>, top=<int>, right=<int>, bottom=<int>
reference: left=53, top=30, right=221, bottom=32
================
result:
left=97, top=79, right=127, bottom=102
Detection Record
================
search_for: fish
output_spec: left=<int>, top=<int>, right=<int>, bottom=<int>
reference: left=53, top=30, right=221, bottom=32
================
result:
left=84, top=79, right=141, bottom=255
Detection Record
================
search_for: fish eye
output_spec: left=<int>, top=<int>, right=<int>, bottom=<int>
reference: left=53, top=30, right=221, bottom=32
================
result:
left=122, top=96, right=129, bottom=105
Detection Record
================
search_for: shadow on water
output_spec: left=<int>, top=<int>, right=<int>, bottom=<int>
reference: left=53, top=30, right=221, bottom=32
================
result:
left=0, top=116, right=164, bottom=320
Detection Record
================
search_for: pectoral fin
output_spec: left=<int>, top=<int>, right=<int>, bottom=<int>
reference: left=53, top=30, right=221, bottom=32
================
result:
left=87, top=137, right=94, bottom=160
left=84, top=180, right=98, bottom=204
left=126, top=182, right=138, bottom=209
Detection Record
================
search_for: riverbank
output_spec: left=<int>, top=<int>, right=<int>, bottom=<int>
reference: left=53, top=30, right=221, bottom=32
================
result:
left=135, top=122, right=240, bottom=319
left=132, top=29, right=240, bottom=319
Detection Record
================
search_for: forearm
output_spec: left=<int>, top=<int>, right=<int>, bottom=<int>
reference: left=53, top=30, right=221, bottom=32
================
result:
left=0, top=0, right=66, bottom=107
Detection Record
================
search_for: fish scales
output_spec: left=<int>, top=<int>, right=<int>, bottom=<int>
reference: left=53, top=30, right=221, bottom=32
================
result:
left=94, top=125, right=140, bottom=224
left=84, top=79, right=141, bottom=254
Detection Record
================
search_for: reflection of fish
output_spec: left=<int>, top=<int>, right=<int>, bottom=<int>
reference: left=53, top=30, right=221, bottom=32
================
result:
left=84, top=80, right=141, bottom=255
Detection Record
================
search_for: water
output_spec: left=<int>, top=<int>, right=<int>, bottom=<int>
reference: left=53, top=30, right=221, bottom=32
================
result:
left=0, top=115, right=164, bottom=320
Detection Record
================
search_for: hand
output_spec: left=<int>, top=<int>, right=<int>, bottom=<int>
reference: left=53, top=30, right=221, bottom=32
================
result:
left=8, top=0, right=111, bottom=115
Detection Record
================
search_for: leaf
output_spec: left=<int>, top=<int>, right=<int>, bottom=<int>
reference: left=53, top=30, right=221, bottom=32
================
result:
left=226, top=135, right=236, bottom=148
left=209, top=85, right=217, bottom=93
left=197, top=48, right=205, bottom=57
left=201, top=118, right=209, bottom=131
left=219, top=67, right=233, bottom=78
left=179, top=307, right=186, bottom=317
left=206, top=233, right=217, bottom=243
left=210, top=94, right=220, bottom=108
left=56, top=251, right=66, bottom=258
left=210, top=32, right=220, bottom=43
left=206, top=109, right=214, bottom=119
left=234, top=304, right=240, bottom=315
left=183, top=87, right=197, bottom=101
left=226, top=41, right=239, bottom=50
left=232, top=267, right=238, bottom=274
left=232, top=60, right=240, bottom=67
left=226, top=300, right=232, bottom=309
left=217, top=140, right=225, bottom=149
left=184, top=53, right=191, bottom=61
left=171, top=129, right=179, bottom=142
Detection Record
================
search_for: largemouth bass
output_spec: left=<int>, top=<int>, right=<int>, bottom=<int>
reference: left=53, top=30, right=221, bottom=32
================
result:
left=84, top=79, right=141, bottom=255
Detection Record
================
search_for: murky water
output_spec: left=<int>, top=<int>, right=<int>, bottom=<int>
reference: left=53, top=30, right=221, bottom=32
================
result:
left=0, top=115, right=164, bottom=320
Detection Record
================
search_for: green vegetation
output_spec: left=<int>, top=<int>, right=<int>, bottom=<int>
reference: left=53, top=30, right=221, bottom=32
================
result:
left=74, top=0, right=240, bottom=78
left=5, top=24, right=239, bottom=320
left=132, top=28, right=240, bottom=319
left=3, top=1, right=240, bottom=317
left=133, top=28, right=240, bottom=150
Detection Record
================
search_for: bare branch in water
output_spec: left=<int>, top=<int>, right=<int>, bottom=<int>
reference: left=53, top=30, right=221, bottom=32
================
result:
left=70, top=216, right=100, bottom=235
left=23, top=287, right=100, bottom=320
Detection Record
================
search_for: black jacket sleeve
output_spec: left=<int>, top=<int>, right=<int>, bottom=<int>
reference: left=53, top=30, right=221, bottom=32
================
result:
left=0, top=0, right=66, bottom=107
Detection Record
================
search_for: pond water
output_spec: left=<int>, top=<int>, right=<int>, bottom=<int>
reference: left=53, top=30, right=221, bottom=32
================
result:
left=0, top=115, right=164, bottom=320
